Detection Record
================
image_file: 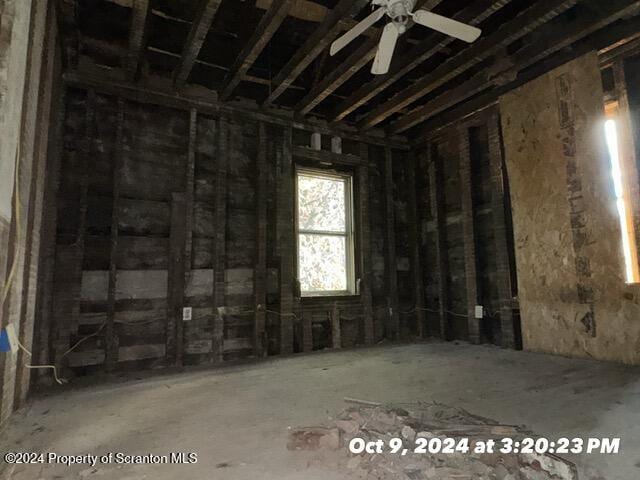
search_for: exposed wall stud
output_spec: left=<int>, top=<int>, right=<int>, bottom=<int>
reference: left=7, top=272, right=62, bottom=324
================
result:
left=255, top=122, right=268, bottom=357
left=105, top=99, right=125, bottom=368
left=487, top=113, right=516, bottom=348
left=212, top=116, right=228, bottom=362
left=358, top=143, right=374, bottom=345
left=407, top=152, right=426, bottom=338
left=384, top=147, right=400, bottom=338
left=458, top=126, right=480, bottom=344
left=278, top=127, right=295, bottom=354
left=428, top=143, right=450, bottom=340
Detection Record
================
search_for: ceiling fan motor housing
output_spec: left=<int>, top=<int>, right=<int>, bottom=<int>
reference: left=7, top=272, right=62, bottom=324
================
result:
left=385, top=0, right=416, bottom=33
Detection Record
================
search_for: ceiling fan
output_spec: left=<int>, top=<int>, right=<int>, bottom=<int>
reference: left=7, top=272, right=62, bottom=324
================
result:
left=330, top=0, right=482, bottom=75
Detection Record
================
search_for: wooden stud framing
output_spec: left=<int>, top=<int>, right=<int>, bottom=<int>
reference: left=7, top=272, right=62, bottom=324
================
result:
left=407, top=152, right=426, bottom=338
left=212, top=116, right=228, bottom=362
left=220, top=0, right=294, bottom=101
left=428, top=144, right=450, bottom=340
left=64, top=70, right=409, bottom=150
left=173, top=0, right=223, bottom=87
left=255, top=122, right=268, bottom=357
left=278, top=127, right=295, bottom=354
left=168, top=193, right=187, bottom=365
left=384, top=147, right=399, bottom=339
left=457, top=126, right=480, bottom=344
left=54, top=89, right=95, bottom=367
left=486, top=112, right=515, bottom=348
left=105, top=99, right=125, bottom=368
left=35, top=56, right=67, bottom=378
left=357, top=143, right=374, bottom=345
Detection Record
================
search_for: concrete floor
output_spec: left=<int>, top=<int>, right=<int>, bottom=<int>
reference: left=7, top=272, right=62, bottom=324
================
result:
left=1, top=342, right=639, bottom=480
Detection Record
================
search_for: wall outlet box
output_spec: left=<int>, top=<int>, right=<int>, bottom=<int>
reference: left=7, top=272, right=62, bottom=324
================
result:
left=475, top=305, right=484, bottom=319
left=182, top=307, right=192, bottom=321
left=0, top=324, right=18, bottom=353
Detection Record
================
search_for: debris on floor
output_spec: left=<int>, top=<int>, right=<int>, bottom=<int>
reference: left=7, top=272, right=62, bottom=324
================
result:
left=288, top=400, right=579, bottom=480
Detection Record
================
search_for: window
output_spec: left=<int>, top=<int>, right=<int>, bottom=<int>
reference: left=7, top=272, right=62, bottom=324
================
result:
left=295, top=168, right=355, bottom=296
left=605, top=102, right=640, bottom=284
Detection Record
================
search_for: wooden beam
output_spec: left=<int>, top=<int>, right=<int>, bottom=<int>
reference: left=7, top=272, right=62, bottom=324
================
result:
left=173, top=0, right=223, bottom=87
left=407, top=152, right=425, bottom=338
left=332, top=0, right=513, bottom=122
left=254, top=122, right=268, bottom=357
left=168, top=193, right=187, bottom=365
left=126, top=0, right=151, bottom=80
left=221, top=0, right=294, bottom=101
left=384, top=147, right=399, bottom=339
left=390, top=0, right=640, bottom=134
left=414, top=13, right=640, bottom=142
left=106, top=99, right=125, bottom=368
left=357, top=0, right=579, bottom=130
left=296, top=0, right=443, bottom=115
left=256, top=0, right=327, bottom=23
left=178, top=109, right=197, bottom=366
left=457, top=126, right=480, bottom=344
left=63, top=69, right=410, bottom=149
left=278, top=127, right=295, bottom=354
left=428, top=144, right=450, bottom=340
left=357, top=143, right=374, bottom=345
left=264, top=0, right=369, bottom=105
left=292, top=145, right=362, bottom=166
left=54, top=90, right=95, bottom=367
left=486, top=112, right=515, bottom=348
left=213, top=116, right=229, bottom=363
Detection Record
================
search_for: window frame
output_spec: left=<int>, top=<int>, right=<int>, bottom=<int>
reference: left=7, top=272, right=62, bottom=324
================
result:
left=294, top=166, right=356, bottom=297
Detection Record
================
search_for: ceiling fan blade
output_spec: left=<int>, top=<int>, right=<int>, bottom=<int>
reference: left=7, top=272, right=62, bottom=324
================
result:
left=412, top=10, right=481, bottom=43
left=371, top=23, right=399, bottom=75
left=330, top=8, right=386, bottom=56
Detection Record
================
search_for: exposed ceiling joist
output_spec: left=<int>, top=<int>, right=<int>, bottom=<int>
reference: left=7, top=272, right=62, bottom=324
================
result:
left=416, top=13, right=640, bottom=141
left=295, top=0, right=443, bottom=115
left=220, top=0, right=295, bottom=101
left=126, top=0, right=151, bottom=80
left=332, top=0, right=514, bottom=123
left=358, top=0, right=581, bottom=130
left=391, top=0, right=640, bottom=134
left=263, top=0, right=370, bottom=106
left=173, top=0, right=223, bottom=87
left=256, top=0, right=327, bottom=23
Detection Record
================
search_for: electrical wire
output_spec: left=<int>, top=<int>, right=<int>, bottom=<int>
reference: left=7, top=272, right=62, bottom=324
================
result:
left=0, top=142, right=64, bottom=384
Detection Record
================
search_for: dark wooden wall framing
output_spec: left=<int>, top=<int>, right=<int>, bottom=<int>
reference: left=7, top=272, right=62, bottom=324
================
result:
left=418, top=106, right=518, bottom=347
left=15, top=0, right=640, bottom=405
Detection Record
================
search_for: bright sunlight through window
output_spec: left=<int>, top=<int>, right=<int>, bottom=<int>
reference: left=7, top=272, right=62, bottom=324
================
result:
left=605, top=117, right=640, bottom=284
left=296, top=169, right=355, bottom=296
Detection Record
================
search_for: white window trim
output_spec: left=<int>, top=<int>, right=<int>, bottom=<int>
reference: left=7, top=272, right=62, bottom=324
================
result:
left=295, top=167, right=356, bottom=297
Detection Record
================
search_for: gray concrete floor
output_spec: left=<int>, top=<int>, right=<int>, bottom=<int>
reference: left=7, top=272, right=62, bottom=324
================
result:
left=1, top=342, right=639, bottom=480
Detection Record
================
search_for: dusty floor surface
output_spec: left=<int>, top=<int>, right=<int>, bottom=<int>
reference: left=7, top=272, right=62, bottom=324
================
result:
left=1, top=342, right=639, bottom=480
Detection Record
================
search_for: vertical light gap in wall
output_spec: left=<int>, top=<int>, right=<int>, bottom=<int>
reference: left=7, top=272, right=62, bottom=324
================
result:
left=604, top=103, right=640, bottom=284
